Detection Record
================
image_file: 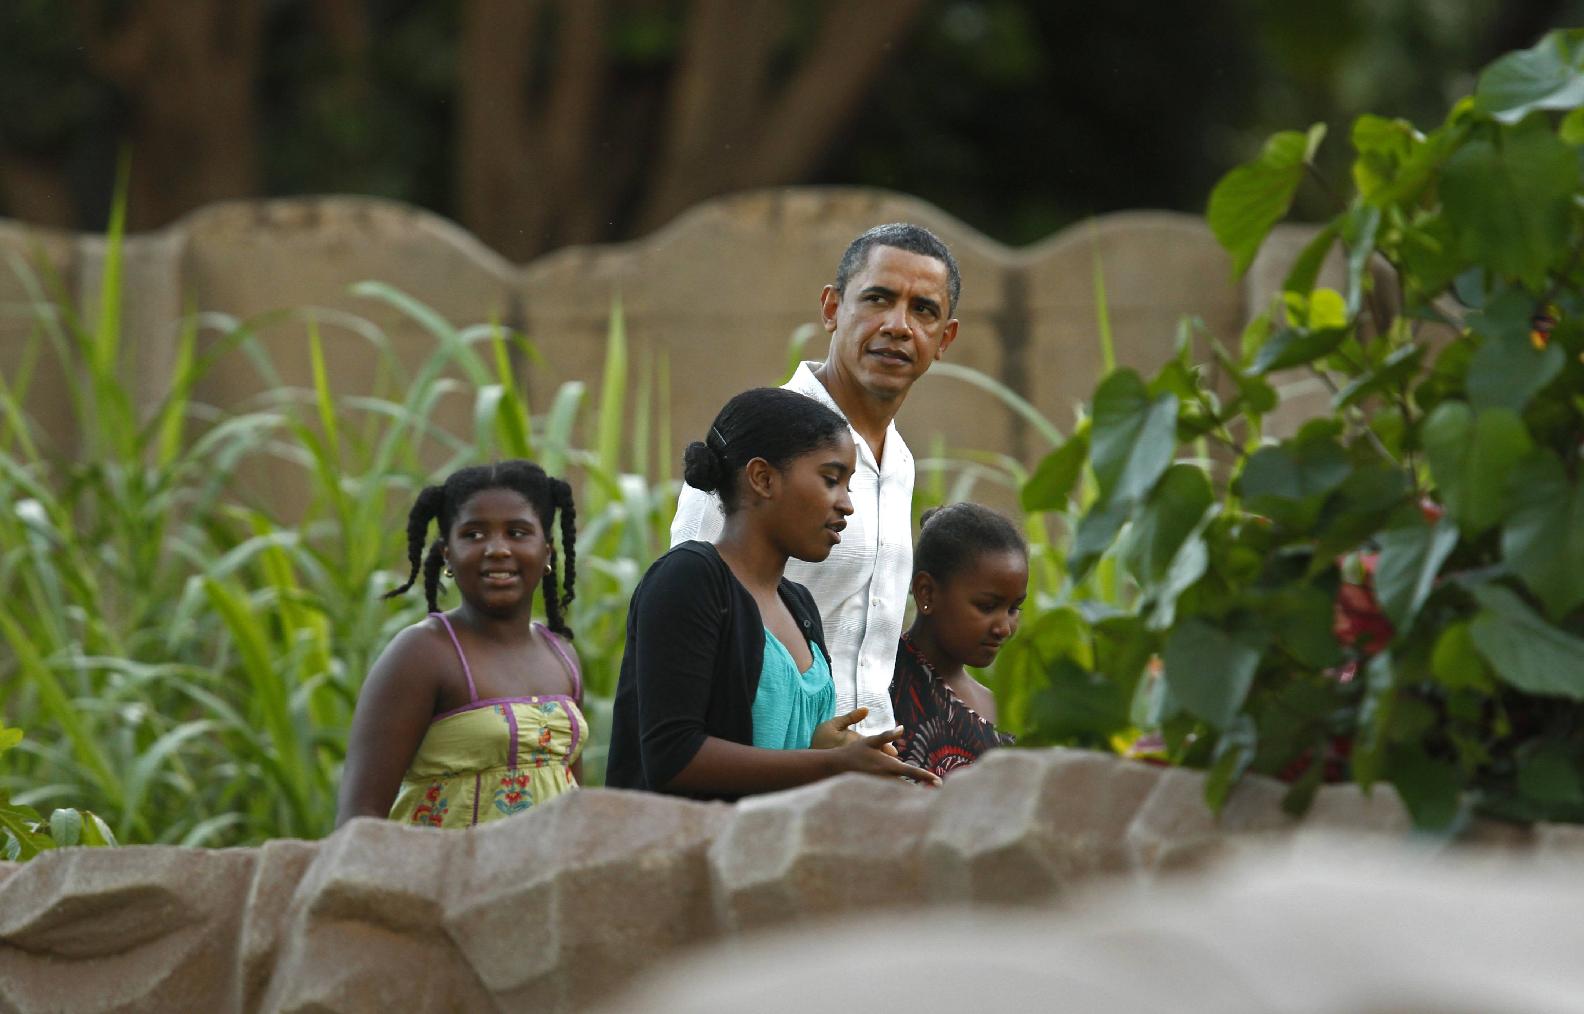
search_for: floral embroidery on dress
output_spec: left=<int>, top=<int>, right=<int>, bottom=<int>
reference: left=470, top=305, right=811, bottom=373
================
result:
left=411, top=782, right=449, bottom=827
left=493, top=769, right=534, bottom=815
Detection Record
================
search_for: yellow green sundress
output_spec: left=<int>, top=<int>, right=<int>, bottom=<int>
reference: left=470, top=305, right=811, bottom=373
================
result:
left=389, top=612, right=588, bottom=828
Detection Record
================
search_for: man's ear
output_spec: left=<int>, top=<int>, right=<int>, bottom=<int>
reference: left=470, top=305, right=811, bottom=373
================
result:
left=934, top=318, right=960, bottom=360
left=819, top=284, right=841, bottom=333
left=743, top=457, right=778, bottom=501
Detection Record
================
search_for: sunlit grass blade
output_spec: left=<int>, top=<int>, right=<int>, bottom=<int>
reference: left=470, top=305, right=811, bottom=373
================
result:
left=926, top=362, right=1064, bottom=448
left=595, top=296, right=628, bottom=496
left=1092, top=222, right=1117, bottom=374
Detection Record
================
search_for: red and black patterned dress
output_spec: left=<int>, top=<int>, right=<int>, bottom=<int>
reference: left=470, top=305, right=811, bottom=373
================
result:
left=889, top=634, right=1014, bottom=778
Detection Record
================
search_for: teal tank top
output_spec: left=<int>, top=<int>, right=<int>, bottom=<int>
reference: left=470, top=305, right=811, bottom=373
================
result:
left=751, top=629, right=836, bottom=750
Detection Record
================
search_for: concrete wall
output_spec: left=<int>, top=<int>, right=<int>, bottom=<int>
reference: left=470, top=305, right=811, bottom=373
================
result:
left=0, top=188, right=1331, bottom=508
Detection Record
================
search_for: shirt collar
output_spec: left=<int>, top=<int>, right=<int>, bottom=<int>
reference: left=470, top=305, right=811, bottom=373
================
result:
left=788, top=361, right=910, bottom=475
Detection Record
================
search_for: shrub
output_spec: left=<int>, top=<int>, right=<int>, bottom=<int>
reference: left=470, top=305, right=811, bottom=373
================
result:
left=1018, top=30, right=1584, bottom=830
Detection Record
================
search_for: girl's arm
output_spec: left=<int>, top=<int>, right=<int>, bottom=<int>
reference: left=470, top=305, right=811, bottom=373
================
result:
left=632, top=552, right=939, bottom=795
left=667, top=725, right=937, bottom=795
left=335, top=626, right=447, bottom=827
left=556, top=635, right=586, bottom=787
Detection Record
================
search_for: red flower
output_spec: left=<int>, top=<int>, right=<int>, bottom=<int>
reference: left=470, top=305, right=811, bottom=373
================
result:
left=1334, top=553, right=1394, bottom=657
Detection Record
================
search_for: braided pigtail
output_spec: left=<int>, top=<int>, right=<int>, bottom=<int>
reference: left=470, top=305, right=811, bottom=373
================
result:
left=421, top=538, right=446, bottom=613
left=386, top=485, right=446, bottom=600
left=542, top=479, right=577, bottom=640
left=556, top=478, right=578, bottom=616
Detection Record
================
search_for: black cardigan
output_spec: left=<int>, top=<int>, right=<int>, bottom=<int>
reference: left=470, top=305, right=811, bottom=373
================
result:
left=605, top=540, right=829, bottom=798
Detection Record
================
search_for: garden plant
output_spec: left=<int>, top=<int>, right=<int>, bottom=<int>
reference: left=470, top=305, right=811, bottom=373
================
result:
left=0, top=178, right=675, bottom=849
left=1009, top=29, right=1584, bottom=830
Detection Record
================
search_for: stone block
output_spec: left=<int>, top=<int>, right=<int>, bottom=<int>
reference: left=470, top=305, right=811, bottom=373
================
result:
left=1124, top=765, right=1295, bottom=873
left=708, top=773, right=933, bottom=931
left=0, top=845, right=254, bottom=1012
left=444, top=788, right=731, bottom=1011
left=235, top=838, right=319, bottom=1013
left=259, top=817, right=492, bottom=1013
left=596, top=846, right=1584, bottom=1014
left=923, top=748, right=1163, bottom=904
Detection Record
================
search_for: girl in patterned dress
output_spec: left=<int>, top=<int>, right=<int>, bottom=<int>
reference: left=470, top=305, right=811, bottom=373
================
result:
left=336, top=461, right=587, bottom=829
left=890, top=503, right=1027, bottom=779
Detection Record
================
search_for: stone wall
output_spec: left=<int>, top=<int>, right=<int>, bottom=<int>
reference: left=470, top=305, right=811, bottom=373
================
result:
left=0, top=747, right=1433, bottom=1012
left=0, top=190, right=1338, bottom=515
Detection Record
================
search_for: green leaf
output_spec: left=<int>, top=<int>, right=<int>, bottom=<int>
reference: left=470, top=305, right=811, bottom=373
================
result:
left=79, top=812, right=116, bottom=848
left=1249, top=326, right=1348, bottom=375
left=1398, top=212, right=1464, bottom=299
left=1441, top=119, right=1577, bottom=290
left=0, top=726, right=21, bottom=754
left=1162, top=618, right=1264, bottom=730
left=1469, top=584, right=1584, bottom=699
left=1353, top=651, right=1396, bottom=789
left=1351, top=115, right=1419, bottom=200
left=1473, top=31, right=1584, bottom=125
left=1466, top=287, right=1564, bottom=412
left=1517, top=743, right=1584, bottom=805
left=1208, top=124, right=1326, bottom=277
left=1122, top=464, right=1214, bottom=587
left=1268, top=585, right=1345, bottom=669
left=1205, top=714, right=1257, bottom=813
left=49, top=808, right=83, bottom=847
left=1219, top=351, right=1278, bottom=417
left=1373, top=518, right=1459, bottom=631
left=1021, top=424, right=1089, bottom=513
left=1421, top=403, right=1530, bottom=535
left=1237, top=424, right=1351, bottom=515
left=1389, top=746, right=1464, bottom=831
left=1340, top=204, right=1382, bottom=318
left=1282, top=223, right=1339, bottom=296
left=1089, top=369, right=1177, bottom=508
left=1067, top=499, right=1130, bottom=582
left=1431, top=623, right=1494, bottom=692
left=1146, top=526, right=1210, bottom=631
left=1561, top=106, right=1584, bottom=145
left=1333, top=343, right=1423, bottom=410
left=1501, top=452, right=1584, bottom=619
left=1026, top=658, right=1132, bottom=744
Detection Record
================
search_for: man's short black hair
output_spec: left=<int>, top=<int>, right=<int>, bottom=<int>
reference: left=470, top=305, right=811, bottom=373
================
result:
left=834, top=222, right=961, bottom=314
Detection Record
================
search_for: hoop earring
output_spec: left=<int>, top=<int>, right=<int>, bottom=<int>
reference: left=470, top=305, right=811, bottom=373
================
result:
left=444, top=567, right=454, bottom=578
left=545, top=560, right=553, bottom=575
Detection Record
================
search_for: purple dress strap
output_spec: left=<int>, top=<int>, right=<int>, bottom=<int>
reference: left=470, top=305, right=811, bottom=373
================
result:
left=536, top=623, right=583, bottom=703
left=431, top=612, right=479, bottom=702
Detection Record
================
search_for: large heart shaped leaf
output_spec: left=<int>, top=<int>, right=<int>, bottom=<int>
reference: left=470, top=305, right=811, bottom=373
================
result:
left=1474, top=30, right=1584, bottom=124
left=1469, top=584, right=1584, bottom=700
left=1089, top=369, right=1177, bottom=509
left=1441, top=119, right=1576, bottom=290
left=1501, top=453, right=1584, bottom=619
left=1163, top=618, right=1264, bottom=730
left=1421, top=403, right=1530, bottom=536
left=1208, top=124, right=1326, bottom=277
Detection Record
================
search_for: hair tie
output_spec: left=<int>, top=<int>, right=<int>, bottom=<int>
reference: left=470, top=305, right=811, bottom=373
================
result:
left=706, top=426, right=729, bottom=468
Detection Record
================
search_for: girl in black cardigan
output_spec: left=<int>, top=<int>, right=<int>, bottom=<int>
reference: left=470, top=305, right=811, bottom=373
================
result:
left=606, top=388, right=939, bottom=797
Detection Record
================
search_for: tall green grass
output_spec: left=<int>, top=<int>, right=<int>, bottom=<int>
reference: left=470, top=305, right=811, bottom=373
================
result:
left=0, top=222, right=671, bottom=845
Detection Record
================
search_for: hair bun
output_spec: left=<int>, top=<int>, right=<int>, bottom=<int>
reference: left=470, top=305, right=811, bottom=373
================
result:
left=919, top=506, right=940, bottom=527
left=682, top=440, right=723, bottom=493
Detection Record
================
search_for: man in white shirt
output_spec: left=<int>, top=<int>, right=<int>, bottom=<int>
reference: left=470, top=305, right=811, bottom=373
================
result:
left=670, top=223, right=961, bottom=734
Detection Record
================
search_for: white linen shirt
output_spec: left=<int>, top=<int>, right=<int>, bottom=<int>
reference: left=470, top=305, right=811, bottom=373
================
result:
left=669, top=362, right=913, bottom=735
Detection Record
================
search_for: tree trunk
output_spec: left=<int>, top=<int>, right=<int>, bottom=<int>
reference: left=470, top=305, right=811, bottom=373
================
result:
left=455, top=0, right=926, bottom=259
left=81, top=0, right=265, bottom=230
left=0, top=154, right=76, bottom=228
left=634, top=0, right=926, bottom=234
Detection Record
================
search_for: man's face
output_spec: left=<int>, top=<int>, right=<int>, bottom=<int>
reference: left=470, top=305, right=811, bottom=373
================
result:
left=820, top=245, right=959, bottom=403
